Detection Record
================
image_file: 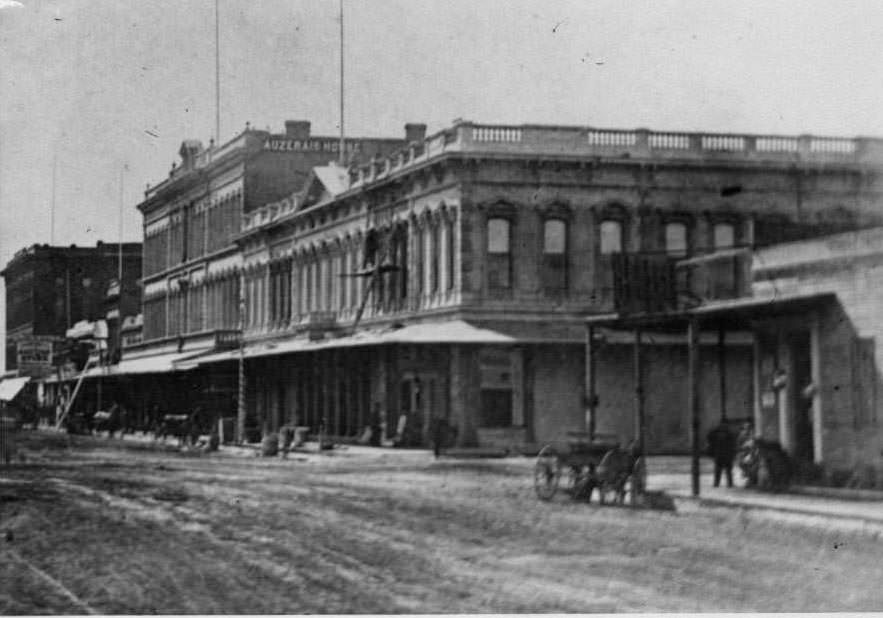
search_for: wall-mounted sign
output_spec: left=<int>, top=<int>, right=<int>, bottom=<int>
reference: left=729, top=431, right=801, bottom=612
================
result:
left=263, top=138, right=362, bottom=153
left=16, top=339, right=54, bottom=376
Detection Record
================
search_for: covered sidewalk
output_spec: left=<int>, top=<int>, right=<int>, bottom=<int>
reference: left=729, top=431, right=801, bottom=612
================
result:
left=584, top=290, right=835, bottom=496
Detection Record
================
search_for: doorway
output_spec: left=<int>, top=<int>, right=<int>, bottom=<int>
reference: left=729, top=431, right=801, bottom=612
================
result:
left=399, top=373, right=438, bottom=446
left=789, top=331, right=814, bottom=462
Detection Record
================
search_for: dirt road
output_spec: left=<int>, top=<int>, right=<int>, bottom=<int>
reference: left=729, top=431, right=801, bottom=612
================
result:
left=1, top=431, right=881, bottom=613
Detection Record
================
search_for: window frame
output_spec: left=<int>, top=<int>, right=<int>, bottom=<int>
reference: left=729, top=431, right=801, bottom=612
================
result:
left=664, top=220, right=690, bottom=258
left=541, top=218, right=568, bottom=294
left=599, top=219, right=624, bottom=256
left=486, top=216, right=513, bottom=291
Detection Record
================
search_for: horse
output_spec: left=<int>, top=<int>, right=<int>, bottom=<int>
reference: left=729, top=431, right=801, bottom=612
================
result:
left=92, top=404, right=126, bottom=438
left=155, top=413, right=193, bottom=446
left=738, top=437, right=791, bottom=491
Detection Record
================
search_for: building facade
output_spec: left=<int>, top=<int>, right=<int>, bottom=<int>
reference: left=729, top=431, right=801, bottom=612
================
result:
left=2, top=242, right=142, bottom=379
left=190, top=121, right=883, bottom=453
left=119, top=120, right=414, bottom=432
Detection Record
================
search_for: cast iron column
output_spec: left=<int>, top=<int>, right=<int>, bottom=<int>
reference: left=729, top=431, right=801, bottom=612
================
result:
left=585, top=324, right=597, bottom=440
left=634, top=327, right=644, bottom=455
left=236, top=271, right=246, bottom=445
left=718, top=326, right=727, bottom=423
left=688, top=318, right=701, bottom=496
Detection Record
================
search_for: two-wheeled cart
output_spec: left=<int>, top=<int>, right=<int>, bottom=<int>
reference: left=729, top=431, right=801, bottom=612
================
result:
left=534, top=431, right=645, bottom=505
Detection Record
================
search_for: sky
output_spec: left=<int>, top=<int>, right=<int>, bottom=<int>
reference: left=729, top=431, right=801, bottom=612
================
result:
left=2, top=0, right=883, bottom=370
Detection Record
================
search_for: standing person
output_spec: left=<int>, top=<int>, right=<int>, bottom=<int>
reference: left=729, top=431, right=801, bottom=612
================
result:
left=431, top=415, right=449, bottom=459
left=706, top=421, right=737, bottom=488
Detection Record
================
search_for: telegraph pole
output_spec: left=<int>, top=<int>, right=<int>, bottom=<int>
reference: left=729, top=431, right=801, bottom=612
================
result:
left=236, top=274, right=246, bottom=444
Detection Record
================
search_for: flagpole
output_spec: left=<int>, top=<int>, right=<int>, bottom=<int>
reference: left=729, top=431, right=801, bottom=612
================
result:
left=338, top=0, right=345, bottom=164
left=117, top=164, right=126, bottom=360
left=51, top=150, right=57, bottom=245
left=118, top=165, right=125, bottom=286
left=215, top=0, right=221, bottom=144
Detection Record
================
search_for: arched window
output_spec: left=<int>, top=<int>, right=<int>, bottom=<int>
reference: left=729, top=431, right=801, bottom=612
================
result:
left=446, top=215, right=456, bottom=291
left=542, top=219, right=567, bottom=293
left=430, top=221, right=441, bottom=294
left=487, top=218, right=512, bottom=289
left=713, top=222, right=736, bottom=251
left=665, top=222, right=688, bottom=257
left=599, top=220, right=623, bottom=255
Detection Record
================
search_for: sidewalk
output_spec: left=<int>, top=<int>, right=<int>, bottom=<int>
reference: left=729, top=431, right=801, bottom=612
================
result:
left=647, top=456, right=883, bottom=531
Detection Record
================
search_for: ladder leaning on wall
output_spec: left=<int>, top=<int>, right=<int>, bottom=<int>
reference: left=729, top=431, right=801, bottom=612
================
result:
left=344, top=208, right=402, bottom=334
left=54, top=356, right=97, bottom=430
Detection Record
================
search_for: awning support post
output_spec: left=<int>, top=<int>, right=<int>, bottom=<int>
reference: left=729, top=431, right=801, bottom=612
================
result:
left=585, top=324, right=597, bottom=440
left=633, top=326, right=646, bottom=503
left=633, top=327, right=644, bottom=455
left=236, top=274, right=246, bottom=445
left=718, top=325, right=727, bottom=423
left=688, top=318, right=701, bottom=497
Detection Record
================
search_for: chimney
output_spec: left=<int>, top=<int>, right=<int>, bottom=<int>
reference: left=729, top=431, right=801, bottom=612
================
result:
left=405, top=123, right=427, bottom=143
left=285, top=120, right=311, bottom=140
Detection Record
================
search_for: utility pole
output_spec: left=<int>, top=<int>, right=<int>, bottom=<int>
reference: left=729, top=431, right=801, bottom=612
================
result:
left=236, top=272, right=246, bottom=444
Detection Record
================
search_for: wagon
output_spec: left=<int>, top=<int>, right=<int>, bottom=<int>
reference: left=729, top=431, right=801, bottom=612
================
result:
left=533, top=431, right=645, bottom=505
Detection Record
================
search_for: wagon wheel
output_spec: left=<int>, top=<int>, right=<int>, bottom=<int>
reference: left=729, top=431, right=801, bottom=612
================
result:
left=534, top=445, right=561, bottom=500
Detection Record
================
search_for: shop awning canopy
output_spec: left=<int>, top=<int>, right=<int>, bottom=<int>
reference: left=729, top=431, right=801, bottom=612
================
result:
left=110, top=351, right=202, bottom=375
left=0, top=377, right=30, bottom=401
left=584, top=291, right=836, bottom=331
left=186, top=319, right=520, bottom=367
left=59, top=351, right=203, bottom=379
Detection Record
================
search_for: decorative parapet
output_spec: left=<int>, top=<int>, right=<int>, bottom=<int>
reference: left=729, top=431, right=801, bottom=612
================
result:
left=238, top=121, right=883, bottom=239
left=240, top=195, right=300, bottom=234
left=343, top=121, right=883, bottom=193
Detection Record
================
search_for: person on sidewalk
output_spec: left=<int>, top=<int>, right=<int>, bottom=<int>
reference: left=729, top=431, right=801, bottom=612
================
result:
left=706, top=421, right=738, bottom=488
left=431, top=415, right=449, bottom=459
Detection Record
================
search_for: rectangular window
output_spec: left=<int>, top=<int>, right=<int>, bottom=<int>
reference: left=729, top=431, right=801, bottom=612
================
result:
left=446, top=217, right=456, bottom=291
left=713, top=223, right=736, bottom=250
left=487, top=218, right=512, bottom=290
left=430, top=223, right=440, bottom=294
left=542, top=219, right=567, bottom=293
left=665, top=222, right=689, bottom=257
left=599, top=220, right=623, bottom=255
left=415, top=227, right=425, bottom=299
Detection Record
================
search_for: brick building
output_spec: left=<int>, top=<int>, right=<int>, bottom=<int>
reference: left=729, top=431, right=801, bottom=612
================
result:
left=1, top=242, right=142, bottom=378
left=183, top=120, right=883, bottom=453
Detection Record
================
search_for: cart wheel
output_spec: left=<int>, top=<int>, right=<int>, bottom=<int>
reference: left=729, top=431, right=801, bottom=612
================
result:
left=534, top=445, right=561, bottom=500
